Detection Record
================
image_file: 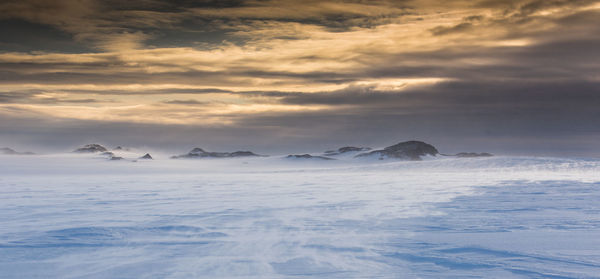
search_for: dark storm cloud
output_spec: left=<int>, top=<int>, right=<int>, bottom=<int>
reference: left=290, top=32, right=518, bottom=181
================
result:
left=0, top=0, right=593, bottom=51
left=0, top=0, right=411, bottom=51
left=0, top=19, right=92, bottom=53
left=102, top=0, right=246, bottom=12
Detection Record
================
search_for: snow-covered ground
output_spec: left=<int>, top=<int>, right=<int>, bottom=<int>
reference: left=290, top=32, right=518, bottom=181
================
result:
left=1, top=153, right=600, bottom=278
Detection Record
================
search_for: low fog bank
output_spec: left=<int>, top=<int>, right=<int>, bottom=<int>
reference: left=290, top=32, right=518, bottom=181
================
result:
left=2, top=152, right=600, bottom=183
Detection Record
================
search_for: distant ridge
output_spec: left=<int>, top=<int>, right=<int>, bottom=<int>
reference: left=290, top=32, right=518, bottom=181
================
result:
left=172, top=148, right=265, bottom=159
left=324, top=146, right=371, bottom=156
left=356, top=140, right=439, bottom=161
left=68, top=141, right=492, bottom=162
left=286, top=154, right=335, bottom=160
left=1, top=147, right=34, bottom=155
left=74, top=144, right=107, bottom=153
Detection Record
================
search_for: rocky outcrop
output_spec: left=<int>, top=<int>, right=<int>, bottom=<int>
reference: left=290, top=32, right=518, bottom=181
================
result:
left=172, top=148, right=264, bottom=159
left=139, top=153, right=153, bottom=159
left=228, top=151, right=260, bottom=157
left=454, top=152, right=493, bottom=158
left=356, top=140, right=439, bottom=160
left=324, top=146, right=371, bottom=156
left=1, top=147, right=34, bottom=155
left=99, top=151, right=125, bottom=161
left=286, top=154, right=335, bottom=160
left=74, top=144, right=107, bottom=153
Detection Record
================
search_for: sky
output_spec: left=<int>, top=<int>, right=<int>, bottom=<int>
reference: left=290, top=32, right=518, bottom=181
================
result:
left=0, top=0, right=599, bottom=155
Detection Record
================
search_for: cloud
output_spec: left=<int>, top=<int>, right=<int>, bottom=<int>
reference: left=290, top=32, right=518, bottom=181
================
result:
left=0, top=0, right=184, bottom=51
left=0, top=0, right=599, bottom=155
left=162, top=99, right=209, bottom=105
left=430, top=22, right=473, bottom=36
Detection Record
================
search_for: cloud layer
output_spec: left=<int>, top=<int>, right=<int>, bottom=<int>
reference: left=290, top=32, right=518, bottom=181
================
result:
left=0, top=0, right=599, bottom=155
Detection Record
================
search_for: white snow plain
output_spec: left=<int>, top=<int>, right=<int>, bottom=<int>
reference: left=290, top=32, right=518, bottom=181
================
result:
left=1, top=152, right=600, bottom=278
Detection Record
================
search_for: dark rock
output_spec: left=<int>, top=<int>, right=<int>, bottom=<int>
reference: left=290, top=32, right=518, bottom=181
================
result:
left=101, top=151, right=114, bottom=157
left=1, top=147, right=34, bottom=155
left=114, top=146, right=123, bottom=150
left=139, top=153, right=153, bottom=159
left=110, top=156, right=124, bottom=160
left=356, top=140, right=439, bottom=160
left=74, top=144, right=107, bottom=153
left=286, top=154, right=335, bottom=160
left=339, top=146, right=371, bottom=153
left=454, top=152, right=493, bottom=158
left=229, top=151, right=259, bottom=157
left=172, top=148, right=264, bottom=159
left=324, top=146, right=371, bottom=156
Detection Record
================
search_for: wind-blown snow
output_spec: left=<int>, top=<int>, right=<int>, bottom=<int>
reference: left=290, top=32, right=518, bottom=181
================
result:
left=1, top=153, right=600, bottom=278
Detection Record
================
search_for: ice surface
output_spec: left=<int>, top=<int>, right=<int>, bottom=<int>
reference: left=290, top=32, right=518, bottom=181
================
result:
left=1, top=153, right=600, bottom=278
